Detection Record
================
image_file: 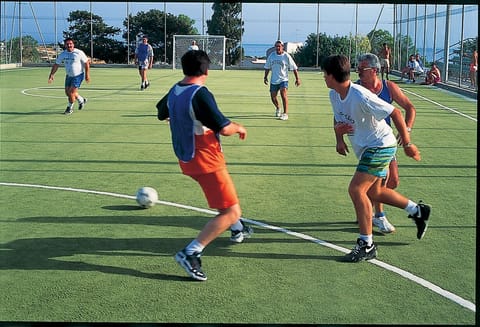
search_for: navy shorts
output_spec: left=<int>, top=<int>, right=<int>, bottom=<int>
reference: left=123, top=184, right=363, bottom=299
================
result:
left=270, top=81, right=289, bottom=92
left=65, top=73, right=84, bottom=88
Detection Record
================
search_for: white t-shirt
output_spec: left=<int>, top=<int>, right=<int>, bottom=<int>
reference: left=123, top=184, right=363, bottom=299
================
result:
left=55, top=48, right=89, bottom=77
left=264, top=51, right=298, bottom=84
left=329, top=82, right=397, bottom=158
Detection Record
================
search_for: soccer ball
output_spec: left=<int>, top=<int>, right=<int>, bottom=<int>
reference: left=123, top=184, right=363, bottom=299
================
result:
left=136, top=187, right=158, bottom=208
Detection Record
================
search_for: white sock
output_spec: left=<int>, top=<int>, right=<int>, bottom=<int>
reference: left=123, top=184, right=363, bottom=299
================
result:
left=185, top=239, right=205, bottom=255
left=405, top=200, right=419, bottom=216
left=77, top=95, right=84, bottom=104
left=230, top=220, right=243, bottom=232
left=67, top=102, right=74, bottom=108
left=359, top=234, right=373, bottom=246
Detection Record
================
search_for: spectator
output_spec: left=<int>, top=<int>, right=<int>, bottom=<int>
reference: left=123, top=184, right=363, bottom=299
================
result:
left=188, top=40, right=199, bottom=51
left=421, top=63, right=441, bottom=85
left=379, top=43, right=392, bottom=80
left=400, top=54, right=423, bottom=83
left=469, top=50, right=477, bottom=89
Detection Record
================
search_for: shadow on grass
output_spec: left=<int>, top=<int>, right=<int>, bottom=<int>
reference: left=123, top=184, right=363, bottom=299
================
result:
left=1, top=214, right=352, bottom=279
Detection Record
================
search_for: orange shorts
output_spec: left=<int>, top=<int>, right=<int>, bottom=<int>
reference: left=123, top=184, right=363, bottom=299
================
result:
left=189, top=168, right=239, bottom=210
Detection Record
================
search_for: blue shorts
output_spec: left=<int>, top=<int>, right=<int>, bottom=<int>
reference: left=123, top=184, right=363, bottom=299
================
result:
left=65, top=73, right=84, bottom=89
left=357, top=146, right=397, bottom=178
left=270, top=81, right=289, bottom=92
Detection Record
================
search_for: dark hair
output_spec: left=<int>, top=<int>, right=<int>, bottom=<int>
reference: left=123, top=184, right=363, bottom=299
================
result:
left=321, top=55, right=350, bottom=83
left=64, top=37, right=74, bottom=43
left=181, top=50, right=211, bottom=76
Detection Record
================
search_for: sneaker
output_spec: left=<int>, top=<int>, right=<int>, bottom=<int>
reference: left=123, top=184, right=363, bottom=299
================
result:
left=405, top=80, right=412, bottom=84
left=140, top=82, right=145, bottom=90
left=145, top=81, right=150, bottom=89
left=64, top=107, right=73, bottom=115
left=78, top=98, right=87, bottom=110
left=279, top=113, right=288, bottom=121
left=174, top=249, right=207, bottom=281
left=343, top=238, right=377, bottom=262
left=230, top=222, right=253, bottom=243
left=408, top=201, right=431, bottom=240
left=373, top=216, right=396, bottom=233
left=275, top=108, right=280, bottom=117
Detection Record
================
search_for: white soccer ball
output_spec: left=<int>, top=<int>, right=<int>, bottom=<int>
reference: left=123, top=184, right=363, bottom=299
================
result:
left=136, top=187, right=158, bottom=208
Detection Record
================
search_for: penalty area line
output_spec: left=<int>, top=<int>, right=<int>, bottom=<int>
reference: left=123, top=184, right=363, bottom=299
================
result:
left=0, top=181, right=475, bottom=313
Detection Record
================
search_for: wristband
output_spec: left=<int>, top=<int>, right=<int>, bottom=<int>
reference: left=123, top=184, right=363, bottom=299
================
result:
left=406, top=127, right=412, bottom=132
left=403, top=142, right=412, bottom=148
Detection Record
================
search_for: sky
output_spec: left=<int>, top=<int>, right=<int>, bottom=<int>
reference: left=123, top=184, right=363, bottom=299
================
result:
left=1, top=2, right=478, bottom=47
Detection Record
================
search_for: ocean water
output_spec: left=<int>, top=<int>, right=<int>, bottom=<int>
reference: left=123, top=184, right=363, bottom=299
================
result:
left=243, top=44, right=441, bottom=63
left=242, top=43, right=272, bottom=58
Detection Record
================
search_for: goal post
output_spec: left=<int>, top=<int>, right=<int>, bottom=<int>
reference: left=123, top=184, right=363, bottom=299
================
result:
left=173, top=35, right=226, bottom=70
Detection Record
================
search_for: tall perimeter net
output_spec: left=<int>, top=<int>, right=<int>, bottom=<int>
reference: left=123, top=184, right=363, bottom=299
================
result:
left=173, top=35, right=226, bottom=70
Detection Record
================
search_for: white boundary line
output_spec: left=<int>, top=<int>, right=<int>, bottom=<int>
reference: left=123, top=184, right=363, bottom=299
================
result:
left=0, top=181, right=475, bottom=313
left=401, top=88, right=477, bottom=122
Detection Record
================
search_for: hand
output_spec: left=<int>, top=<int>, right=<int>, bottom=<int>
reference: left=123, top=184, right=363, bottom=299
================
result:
left=334, top=122, right=354, bottom=135
left=295, top=79, right=301, bottom=87
left=48, top=74, right=54, bottom=83
left=336, top=140, right=349, bottom=156
left=264, top=77, right=268, bottom=85
left=237, top=125, right=247, bottom=140
left=403, top=143, right=421, bottom=161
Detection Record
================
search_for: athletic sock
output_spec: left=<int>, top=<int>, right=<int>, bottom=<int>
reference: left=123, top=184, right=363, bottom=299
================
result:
left=375, top=212, right=386, bottom=218
left=185, top=239, right=205, bottom=255
left=77, top=95, right=84, bottom=104
left=230, top=220, right=243, bottom=232
left=67, top=102, right=74, bottom=108
left=359, top=234, right=373, bottom=247
left=404, top=200, right=419, bottom=217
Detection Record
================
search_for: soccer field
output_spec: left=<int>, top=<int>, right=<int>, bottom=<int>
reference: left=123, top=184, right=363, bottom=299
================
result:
left=0, top=67, right=476, bottom=324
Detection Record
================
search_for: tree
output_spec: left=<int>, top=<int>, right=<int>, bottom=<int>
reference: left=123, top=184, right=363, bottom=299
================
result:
left=124, top=9, right=198, bottom=64
left=294, top=33, right=353, bottom=68
left=206, top=3, right=243, bottom=65
left=367, top=29, right=393, bottom=57
left=64, top=10, right=126, bottom=63
left=4, top=35, right=40, bottom=63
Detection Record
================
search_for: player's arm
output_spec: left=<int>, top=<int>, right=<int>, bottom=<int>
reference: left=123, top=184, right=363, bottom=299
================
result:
left=388, top=81, right=416, bottom=142
left=156, top=93, right=169, bottom=120
left=148, top=46, right=154, bottom=69
left=220, top=122, right=247, bottom=140
left=84, top=57, right=91, bottom=83
left=263, top=69, right=270, bottom=85
left=194, top=88, right=246, bottom=140
left=293, top=69, right=301, bottom=86
left=390, top=108, right=420, bottom=161
left=48, top=63, right=60, bottom=83
left=333, top=117, right=350, bottom=156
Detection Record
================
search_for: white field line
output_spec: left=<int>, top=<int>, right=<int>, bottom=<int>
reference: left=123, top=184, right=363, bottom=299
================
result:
left=0, top=181, right=475, bottom=313
left=401, top=88, right=477, bottom=122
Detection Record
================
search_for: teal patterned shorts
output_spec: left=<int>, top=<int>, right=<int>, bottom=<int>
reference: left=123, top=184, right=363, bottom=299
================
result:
left=357, top=146, right=397, bottom=178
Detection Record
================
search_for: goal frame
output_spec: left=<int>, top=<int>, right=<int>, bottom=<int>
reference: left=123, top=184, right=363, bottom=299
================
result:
left=173, top=35, right=226, bottom=70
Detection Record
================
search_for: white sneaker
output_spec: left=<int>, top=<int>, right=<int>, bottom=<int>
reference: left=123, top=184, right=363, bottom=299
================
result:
left=279, top=113, right=288, bottom=121
left=373, top=216, right=396, bottom=233
left=275, top=108, right=280, bottom=117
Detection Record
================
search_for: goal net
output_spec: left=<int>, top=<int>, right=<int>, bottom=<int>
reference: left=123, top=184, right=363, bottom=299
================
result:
left=173, top=35, right=226, bottom=70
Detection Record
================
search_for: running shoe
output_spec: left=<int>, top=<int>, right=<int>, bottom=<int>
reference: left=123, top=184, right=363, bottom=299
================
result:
left=174, top=249, right=207, bottom=281
left=343, top=238, right=377, bottom=262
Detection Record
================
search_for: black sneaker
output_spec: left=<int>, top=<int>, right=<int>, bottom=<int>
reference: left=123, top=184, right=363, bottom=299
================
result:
left=140, top=83, right=145, bottom=90
left=230, top=221, right=253, bottom=243
left=343, top=238, right=377, bottom=262
left=174, top=249, right=207, bottom=281
left=408, top=201, right=431, bottom=240
left=144, top=81, right=150, bottom=89
left=64, top=107, right=73, bottom=115
left=78, top=98, right=87, bottom=110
